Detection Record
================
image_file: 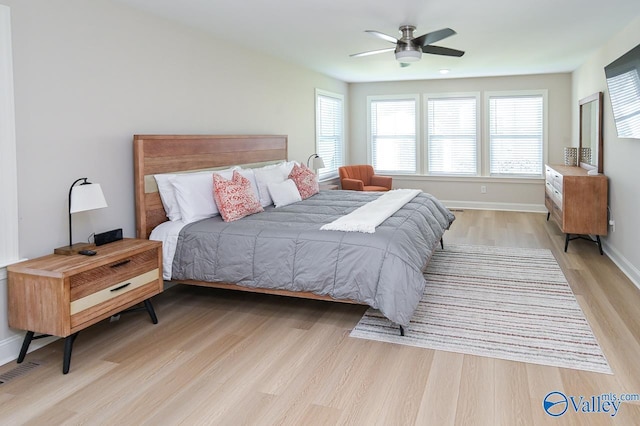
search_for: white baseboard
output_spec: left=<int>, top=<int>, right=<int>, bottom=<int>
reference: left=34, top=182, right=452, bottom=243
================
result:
left=441, top=200, right=547, bottom=213
left=602, top=241, right=640, bottom=291
left=0, top=333, right=58, bottom=367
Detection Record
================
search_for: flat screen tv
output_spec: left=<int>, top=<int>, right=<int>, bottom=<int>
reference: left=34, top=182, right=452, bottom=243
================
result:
left=604, top=43, right=640, bottom=139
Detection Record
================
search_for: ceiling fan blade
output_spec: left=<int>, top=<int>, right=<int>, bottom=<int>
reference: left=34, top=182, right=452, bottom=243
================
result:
left=421, top=45, right=465, bottom=57
left=350, top=47, right=395, bottom=58
left=365, top=30, right=398, bottom=44
left=413, top=28, right=456, bottom=47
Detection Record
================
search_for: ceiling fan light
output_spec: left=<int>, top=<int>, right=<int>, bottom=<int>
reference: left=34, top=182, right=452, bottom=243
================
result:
left=395, top=49, right=422, bottom=62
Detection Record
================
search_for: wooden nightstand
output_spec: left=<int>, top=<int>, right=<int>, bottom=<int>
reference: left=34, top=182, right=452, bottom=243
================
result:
left=7, top=238, right=163, bottom=374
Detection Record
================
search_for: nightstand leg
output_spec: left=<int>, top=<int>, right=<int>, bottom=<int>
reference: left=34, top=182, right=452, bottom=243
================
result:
left=17, top=331, right=35, bottom=363
left=564, top=234, right=570, bottom=252
left=62, top=332, right=79, bottom=374
left=144, top=299, right=158, bottom=324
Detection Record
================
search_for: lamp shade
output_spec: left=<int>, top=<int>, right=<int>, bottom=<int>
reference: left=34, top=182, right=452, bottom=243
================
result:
left=306, top=153, right=325, bottom=169
left=70, top=183, right=107, bottom=213
left=312, top=156, right=326, bottom=169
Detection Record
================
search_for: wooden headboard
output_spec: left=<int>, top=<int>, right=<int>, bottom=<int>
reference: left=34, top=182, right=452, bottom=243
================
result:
left=134, top=135, right=288, bottom=239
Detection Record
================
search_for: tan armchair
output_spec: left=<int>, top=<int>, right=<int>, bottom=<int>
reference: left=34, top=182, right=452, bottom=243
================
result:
left=338, top=165, right=392, bottom=191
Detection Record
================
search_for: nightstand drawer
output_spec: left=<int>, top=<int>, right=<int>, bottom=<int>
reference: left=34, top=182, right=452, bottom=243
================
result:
left=70, top=269, right=160, bottom=329
left=70, top=248, right=158, bottom=300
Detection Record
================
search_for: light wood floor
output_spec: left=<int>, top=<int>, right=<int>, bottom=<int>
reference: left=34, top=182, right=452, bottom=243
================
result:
left=1, top=210, right=639, bottom=425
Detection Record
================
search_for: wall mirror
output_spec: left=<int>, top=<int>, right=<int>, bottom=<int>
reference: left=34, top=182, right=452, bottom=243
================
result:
left=579, top=92, right=604, bottom=173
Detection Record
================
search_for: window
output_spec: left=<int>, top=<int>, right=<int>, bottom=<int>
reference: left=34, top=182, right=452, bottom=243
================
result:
left=606, top=67, right=640, bottom=138
left=315, top=89, right=344, bottom=180
left=426, top=94, right=479, bottom=175
left=365, top=91, right=547, bottom=178
left=0, top=5, right=19, bottom=267
left=488, top=92, right=546, bottom=177
left=368, top=95, right=418, bottom=174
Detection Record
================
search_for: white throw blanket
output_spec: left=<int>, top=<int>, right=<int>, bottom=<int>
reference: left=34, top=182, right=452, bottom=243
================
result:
left=320, top=189, right=422, bottom=233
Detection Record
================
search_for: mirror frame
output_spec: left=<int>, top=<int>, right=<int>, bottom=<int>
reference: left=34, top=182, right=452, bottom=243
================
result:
left=578, top=92, right=604, bottom=173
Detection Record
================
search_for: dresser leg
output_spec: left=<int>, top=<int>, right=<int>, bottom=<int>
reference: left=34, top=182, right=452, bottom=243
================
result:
left=17, top=331, right=35, bottom=363
left=564, top=234, right=570, bottom=252
left=144, top=299, right=158, bottom=324
left=62, top=332, right=79, bottom=374
left=596, top=236, right=603, bottom=255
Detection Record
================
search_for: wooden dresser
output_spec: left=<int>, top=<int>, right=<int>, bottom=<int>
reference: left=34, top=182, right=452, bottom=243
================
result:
left=544, top=164, right=608, bottom=254
left=8, top=238, right=162, bottom=373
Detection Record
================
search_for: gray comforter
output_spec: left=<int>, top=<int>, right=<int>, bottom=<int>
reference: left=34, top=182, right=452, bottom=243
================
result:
left=171, top=190, right=455, bottom=326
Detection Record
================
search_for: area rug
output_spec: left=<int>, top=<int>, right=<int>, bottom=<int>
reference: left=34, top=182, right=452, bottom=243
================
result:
left=350, top=244, right=612, bottom=374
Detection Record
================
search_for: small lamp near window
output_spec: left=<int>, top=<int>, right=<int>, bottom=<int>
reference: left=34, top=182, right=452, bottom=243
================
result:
left=54, top=178, right=108, bottom=255
left=306, top=153, right=325, bottom=171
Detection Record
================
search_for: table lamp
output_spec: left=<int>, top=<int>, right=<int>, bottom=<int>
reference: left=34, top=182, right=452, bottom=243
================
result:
left=54, top=178, right=108, bottom=255
left=306, top=153, right=325, bottom=171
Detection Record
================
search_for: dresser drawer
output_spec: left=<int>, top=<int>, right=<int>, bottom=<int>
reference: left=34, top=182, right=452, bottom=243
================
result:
left=552, top=175, right=563, bottom=192
left=545, top=180, right=554, bottom=196
left=544, top=191, right=554, bottom=212
left=70, top=248, right=158, bottom=301
left=553, top=188, right=563, bottom=208
left=70, top=268, right=160, bottom=329
left=552, top=203, right=563, bottom=229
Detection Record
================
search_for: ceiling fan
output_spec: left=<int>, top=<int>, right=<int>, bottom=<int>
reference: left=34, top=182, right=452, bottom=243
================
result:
left=350, top=25, right=465, bottom=67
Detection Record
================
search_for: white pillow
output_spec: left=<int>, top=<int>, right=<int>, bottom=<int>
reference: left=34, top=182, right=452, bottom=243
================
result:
left=253, top=165, right=288, bottom=207
left=154, top=173, right=182, bottom=221
left=281, top=160, right=298, bottom=175
left=268, top=179, right=302, bottom=208
left=169, top=171, right=221, bottom=224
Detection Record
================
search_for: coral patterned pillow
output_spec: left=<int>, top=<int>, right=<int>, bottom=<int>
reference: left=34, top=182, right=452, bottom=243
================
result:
left=213, top=170, right=264, bottom=222
left=288, top=164, right=319, bottom=200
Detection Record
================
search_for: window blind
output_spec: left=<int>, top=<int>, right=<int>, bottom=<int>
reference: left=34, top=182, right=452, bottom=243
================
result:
left=370, top=98, right=417, bottom=173
left=489, top=95, right=543, bottom=176
left=607, top=68, right=640, bottom=138
left=427, top=96, right=477, bottom=175
left=316, top=92, right=344, bottom=180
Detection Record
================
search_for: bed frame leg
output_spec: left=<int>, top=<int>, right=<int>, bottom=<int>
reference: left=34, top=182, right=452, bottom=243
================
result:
left=440, top=238, right=444, bottom=250
left=399, top=325, right=405, bottom=336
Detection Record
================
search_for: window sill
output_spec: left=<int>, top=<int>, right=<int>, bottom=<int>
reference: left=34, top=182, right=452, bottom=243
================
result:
left=386, top=174, right=544, bottom=185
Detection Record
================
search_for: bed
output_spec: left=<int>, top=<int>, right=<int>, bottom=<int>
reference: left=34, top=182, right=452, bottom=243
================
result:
left=134, top=135, right=455, bottom=328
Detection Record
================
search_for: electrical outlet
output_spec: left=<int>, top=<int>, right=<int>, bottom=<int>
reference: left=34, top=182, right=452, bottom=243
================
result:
left=480, top=185, right=487, bottom=194
left=609, top=219, right=615, bottom=232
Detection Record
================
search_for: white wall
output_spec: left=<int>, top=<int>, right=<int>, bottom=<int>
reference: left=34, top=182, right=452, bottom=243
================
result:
left=573, top=16, right=640, bottom=287
left=349, top=74, right=572, bottom=210
left=4, top=0, right=346, bottom=258
left=1, top=0, right=346, bottom=362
